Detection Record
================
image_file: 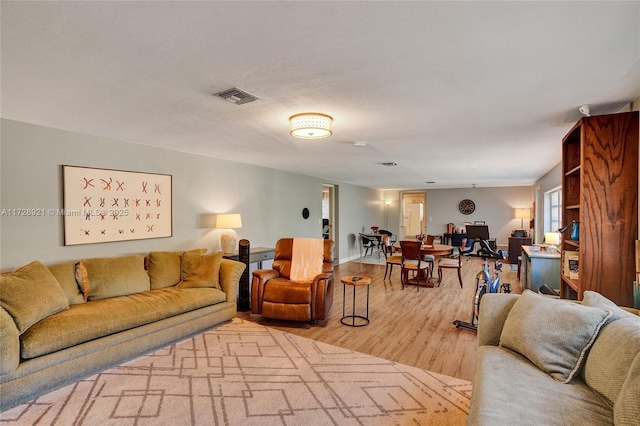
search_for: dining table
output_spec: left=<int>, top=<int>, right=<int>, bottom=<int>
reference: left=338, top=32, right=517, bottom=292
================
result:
left=393, top=242, right=454, bottom=287
left=392, top=242, right=454, bottom=256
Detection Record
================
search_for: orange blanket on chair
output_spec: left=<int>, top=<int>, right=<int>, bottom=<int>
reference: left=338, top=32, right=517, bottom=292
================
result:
left=290, top=238, right=324, bottom=283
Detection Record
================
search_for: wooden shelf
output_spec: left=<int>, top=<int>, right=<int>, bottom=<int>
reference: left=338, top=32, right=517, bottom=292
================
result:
left=565, top=165, right=581, bottom=177
left=562, top=240, right=579, bottom=249
left=561, top=275, right=578, bottom=291
left=559, top=111, right=638, bottom=306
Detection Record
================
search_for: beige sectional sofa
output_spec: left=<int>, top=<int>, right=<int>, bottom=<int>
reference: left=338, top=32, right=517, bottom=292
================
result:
left=467, top=290, right=640, bottom=426
left=0, top=250, right=245, bottom=410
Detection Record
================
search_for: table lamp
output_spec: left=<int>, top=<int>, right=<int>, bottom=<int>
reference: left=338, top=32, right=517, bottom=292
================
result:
left=514, top=208, right=530, bottom=229
left=544, top=232, right=561, bottom=253
left=216, top=213, right=243, bottom=254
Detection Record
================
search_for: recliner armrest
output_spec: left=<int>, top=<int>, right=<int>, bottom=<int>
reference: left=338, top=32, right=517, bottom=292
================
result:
left=251, top=269, right=281, bottom=314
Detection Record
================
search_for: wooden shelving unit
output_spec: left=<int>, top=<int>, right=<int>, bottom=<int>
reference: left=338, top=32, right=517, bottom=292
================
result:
left=560, top=111, right=638, bottom=306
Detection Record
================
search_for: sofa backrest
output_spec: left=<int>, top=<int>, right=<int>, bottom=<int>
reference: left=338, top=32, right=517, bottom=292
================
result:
left=582, top=315, right=640, bottom=409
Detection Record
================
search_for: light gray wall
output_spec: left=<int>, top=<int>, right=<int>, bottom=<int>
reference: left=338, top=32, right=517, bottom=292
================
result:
left=0, top=119, right=383, bottom=270
left=425, top=186, right=533, bottom=246
left=533, top=162, right=562, bottom=243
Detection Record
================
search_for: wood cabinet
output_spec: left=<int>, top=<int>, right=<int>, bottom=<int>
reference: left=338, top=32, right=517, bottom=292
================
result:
left=560, top=111, right=638, bottom=306
left=508, top=237, right=531, bottom=264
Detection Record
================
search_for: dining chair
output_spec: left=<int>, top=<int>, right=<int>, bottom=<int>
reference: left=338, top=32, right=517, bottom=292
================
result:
left=359, top=233, right=381, bottom=258
left=422, top=234, right=437, bottom=277
left=378, top=229, right=398, bottom=244
left=437, top=238, right=466, bottom=288
left=382, top=235, right=402, bottom=280
left=399, top=240, right=430, bottom=290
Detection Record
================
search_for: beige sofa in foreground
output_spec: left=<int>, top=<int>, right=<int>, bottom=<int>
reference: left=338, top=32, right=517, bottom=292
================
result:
left=0, top=250, right=245, bottom=410
left=467, top=290, right=640, bottom=426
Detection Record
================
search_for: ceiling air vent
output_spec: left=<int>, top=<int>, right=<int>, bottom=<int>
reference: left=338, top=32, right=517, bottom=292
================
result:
left=381, top=162, right=398, bottom=166
left=213, top=87, right=260, bottom=105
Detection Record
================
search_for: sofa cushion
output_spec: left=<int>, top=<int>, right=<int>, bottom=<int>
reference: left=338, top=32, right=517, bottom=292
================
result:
left=467, top=346, right=614, bottom=426
left=0, top=261, right=69, bottom=333
left=47, top=262, right=85, bottom=305
left=582, top=316, right=640, bottom=406
left=147, top=248, right=207, bottom=290
left=80, top=255, right=150, bottom=301
left=20, top=287, right=227, bottom=359
left=263, top=278, right=312, bottom=304
left=177, top=252, right=222, bottom=290
left=615, top=352, right=640, bottom=425
left=499, top=290, right=611, bottom=383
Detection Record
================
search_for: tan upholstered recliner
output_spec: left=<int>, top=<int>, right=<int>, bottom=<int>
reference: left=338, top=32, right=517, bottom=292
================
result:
left=251, top=238, right=334, bottom=324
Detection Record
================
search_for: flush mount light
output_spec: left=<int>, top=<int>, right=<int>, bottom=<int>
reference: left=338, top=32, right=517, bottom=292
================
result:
left=289, top=113, right=333, bottom=139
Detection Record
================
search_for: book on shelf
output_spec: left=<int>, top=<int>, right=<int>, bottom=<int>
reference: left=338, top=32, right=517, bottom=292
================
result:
left=568, top=254, right=579, bottom=279
left=562, top=250, right=579, bottom=278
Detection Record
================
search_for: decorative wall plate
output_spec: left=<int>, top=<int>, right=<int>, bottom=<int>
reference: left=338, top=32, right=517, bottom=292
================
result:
left=302, top=207, right=310, bottom=219
left=458, top=199, right=475, bottom=215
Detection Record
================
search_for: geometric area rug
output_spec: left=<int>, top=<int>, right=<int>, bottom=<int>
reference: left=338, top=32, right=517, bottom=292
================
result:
left=1, top=319, right=471, bottom=425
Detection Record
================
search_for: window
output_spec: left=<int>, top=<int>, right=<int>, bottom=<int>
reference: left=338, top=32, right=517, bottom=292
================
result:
left=544, top=186, right=562, bottom=235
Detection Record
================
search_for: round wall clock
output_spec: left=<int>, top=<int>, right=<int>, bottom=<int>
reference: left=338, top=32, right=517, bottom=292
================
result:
left=302, top=207, right=310, bottom=219
left=458, top=199, right=475, bottom=215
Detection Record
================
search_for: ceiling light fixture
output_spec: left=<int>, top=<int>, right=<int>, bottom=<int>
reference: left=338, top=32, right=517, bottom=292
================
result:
left=289, top=113, right=333, bottom=139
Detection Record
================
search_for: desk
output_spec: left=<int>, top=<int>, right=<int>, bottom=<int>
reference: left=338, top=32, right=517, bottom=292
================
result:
left=520, top=246, right=560, bottom=292
left=508, top=237, right=531, bottom=264
left=223, top=246, right=275, bottom=311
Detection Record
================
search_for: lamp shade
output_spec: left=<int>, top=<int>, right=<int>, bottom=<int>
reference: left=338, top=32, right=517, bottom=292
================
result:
left=514, top=208, right=530, bottom=219
left=545, top=232, right=560, bottom=245
left=216, top=213, right=242, bottom=229
left=289, top=113, right=333, bottom=139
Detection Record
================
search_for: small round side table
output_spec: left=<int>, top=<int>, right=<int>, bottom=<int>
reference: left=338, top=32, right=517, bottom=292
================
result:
left=340, top=275, right=371, bottom=327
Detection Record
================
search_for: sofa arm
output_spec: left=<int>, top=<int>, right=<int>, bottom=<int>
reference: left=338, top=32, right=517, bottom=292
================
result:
left=219, top=259, right=246, bottom=303
left=0, top=307, right=20, bottom=374
left=477, top=293, right=520, bottom=347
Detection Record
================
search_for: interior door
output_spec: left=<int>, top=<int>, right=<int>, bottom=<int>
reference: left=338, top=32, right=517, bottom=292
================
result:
left=401, top=191, right=426, bottom=240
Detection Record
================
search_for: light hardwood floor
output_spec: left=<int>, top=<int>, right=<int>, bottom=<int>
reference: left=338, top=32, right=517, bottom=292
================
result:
left=237, top=255, right=523, bottom=382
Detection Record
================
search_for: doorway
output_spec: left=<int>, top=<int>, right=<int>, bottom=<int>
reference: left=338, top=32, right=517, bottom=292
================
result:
left=401, top=191, right=427, bottom=240
left=322, top=184, right=336, bottom=244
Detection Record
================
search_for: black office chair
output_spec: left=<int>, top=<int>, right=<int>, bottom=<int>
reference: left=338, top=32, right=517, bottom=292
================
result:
left=477, top=239, right=506, bottom=260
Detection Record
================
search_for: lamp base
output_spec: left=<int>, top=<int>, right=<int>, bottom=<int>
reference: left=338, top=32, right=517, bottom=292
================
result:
left=220, top=229, right=238, bottom=255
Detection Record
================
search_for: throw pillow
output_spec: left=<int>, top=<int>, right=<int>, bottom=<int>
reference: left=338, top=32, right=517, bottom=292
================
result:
left=48, top=261, right=86, bottom=305
left=147, top=248, right=207, bottom=290
left=74, top=262, right=90, bottom=301
left=499, top=290, right=611, bottom=383
left=177, top=252, right=222, bottom=289
left=581, top=290, right=636, bottom=324
left=0, top=261, right=69, bottom=333
left=81, top=255, right=150, bottom=300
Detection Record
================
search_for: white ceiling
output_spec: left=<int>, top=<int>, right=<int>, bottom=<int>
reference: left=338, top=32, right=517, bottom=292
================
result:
left=2, top=1, right=639, bottom=190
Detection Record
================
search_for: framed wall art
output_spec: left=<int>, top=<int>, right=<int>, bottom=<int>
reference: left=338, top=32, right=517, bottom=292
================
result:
left=63, top=165, right=172, bottom=245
